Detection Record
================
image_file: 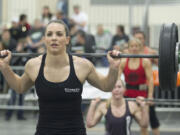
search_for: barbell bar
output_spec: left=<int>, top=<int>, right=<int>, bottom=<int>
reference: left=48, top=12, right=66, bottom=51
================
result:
left=0, top=105, right=39, bottom=110
left=0, top=23, right=179, bottom=91
left=3, top=52, right=159, bottom=58
left=0, top=98, right=180, bottom=111
left=82, top=98, right=180, bottom=106
left=0, top=105, right=179, bottom=111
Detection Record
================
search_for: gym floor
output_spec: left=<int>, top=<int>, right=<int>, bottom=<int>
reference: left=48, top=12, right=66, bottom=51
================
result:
left=0, top=111, right=179, bottom=135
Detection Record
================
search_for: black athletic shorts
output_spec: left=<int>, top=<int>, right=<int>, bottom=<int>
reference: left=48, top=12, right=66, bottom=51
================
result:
left=149, top=105, right=160, bottom=129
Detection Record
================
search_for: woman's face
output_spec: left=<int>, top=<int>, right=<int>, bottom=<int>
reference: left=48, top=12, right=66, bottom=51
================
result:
left=128, top=40, right=142, bottom=54
left=112, top=80, right=125, bottom=100
left=134, top=33, right=145, bottom=46
left=44, top=23, right=69, bottom=55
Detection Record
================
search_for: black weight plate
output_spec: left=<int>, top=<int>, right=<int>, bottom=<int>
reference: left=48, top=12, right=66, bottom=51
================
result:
left=159, top=23, right=178, bottom=91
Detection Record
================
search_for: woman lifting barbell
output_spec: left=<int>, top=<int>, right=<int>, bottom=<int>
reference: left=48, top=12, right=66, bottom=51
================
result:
left=86, top=79, right=149, bottom=135
left=0, top=19, right=121, bottom=135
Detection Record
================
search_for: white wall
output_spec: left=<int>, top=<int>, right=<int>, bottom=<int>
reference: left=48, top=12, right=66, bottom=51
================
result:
left=1, top=0, right=58, bottom=25
left=2, top=0, right=36, bottom=25
left=149, top=5, right=180, bottom=25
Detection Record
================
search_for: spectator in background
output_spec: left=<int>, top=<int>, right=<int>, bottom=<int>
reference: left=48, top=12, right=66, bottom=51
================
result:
left=56, top=0, right=68, bottom=17
left=0, top=29, right=16, bottom=51
left=0, top=29, right=17, bottom=93
left=70, top=5, right=88, bottom=32
left=0, top=29, right=26, bottom=121
left=9, top=17, right=21, bottom=42
left=111, top=25, right=129, bottom=51
left=69, top=23, right=78, bottom=48
left=0, top=41, right=3, bottom=92
left=27, top=19, right=45, bottom=53
left=41, top=6, right=53, bottom=26
left=95, top=24, right=112, bottom=51
left=18, top=14, right=31, bottom=40
left=17, top=14, right=31, bottom=53
left=95, top=24, right=112, bottom=67
left=0, top=41, right=2, bottom=52
left=74, top=30, right=96, bottom=64
left=4, top=14, right=31, bottom=121
left=52, top=11, right=69, bottom=26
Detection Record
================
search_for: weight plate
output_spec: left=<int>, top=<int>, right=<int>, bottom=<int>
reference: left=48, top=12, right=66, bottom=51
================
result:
left=159, top=23, right=178, bottom=91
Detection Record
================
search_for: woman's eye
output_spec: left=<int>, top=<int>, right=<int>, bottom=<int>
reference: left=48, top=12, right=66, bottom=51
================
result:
left=47, top=33, right=52, bottom=36
left=57, top=32, right=63, bottom=36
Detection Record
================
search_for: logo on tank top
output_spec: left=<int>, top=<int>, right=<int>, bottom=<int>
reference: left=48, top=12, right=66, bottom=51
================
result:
left=126, top=116, right=131, bottom=135
left=128, top=73, right=139, bottom=82
left=64, top=88, right=80, bottom=93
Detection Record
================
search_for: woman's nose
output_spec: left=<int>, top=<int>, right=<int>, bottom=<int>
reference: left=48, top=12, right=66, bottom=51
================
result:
left=52, top=34, right=57, bottom=40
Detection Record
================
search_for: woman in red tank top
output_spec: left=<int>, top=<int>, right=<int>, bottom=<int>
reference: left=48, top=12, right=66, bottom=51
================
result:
left=133, top=32, right=160, bottom=135
left=119, top=38, right=154, bottom=99
left=119, top=38, right=155, bottom=135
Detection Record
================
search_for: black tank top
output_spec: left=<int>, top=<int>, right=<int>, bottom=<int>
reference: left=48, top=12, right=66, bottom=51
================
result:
left=105, top=100, right=133, bottom=135
left=34, top=54, right=86, bottom=135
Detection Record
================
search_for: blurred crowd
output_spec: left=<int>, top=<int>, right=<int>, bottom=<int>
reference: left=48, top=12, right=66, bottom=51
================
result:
left=0, top=4, right=132, bottom=67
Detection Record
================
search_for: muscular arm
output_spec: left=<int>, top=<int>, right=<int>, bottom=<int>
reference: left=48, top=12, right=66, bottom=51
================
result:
left=86, top=101, right=105, bottom=128
left=131, top=102, right=149, bottom=128
left=87, top=62, right=119, bottom=92
left=143, top=59, right=154, bottom=98
left=86, top=50, right=121, bottom=92
left=1, top=59, right=34, bottom=93
left=147, top=47, right=158, bottom=66
left=118, top=59, right=126, bottom=79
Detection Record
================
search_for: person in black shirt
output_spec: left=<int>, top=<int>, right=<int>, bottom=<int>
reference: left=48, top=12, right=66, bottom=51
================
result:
left=110, top=25, right=129, bottom=51
left=0, top=20, right=121, bottom=135
left=86, top=79, right=149, bottom=135
left=9, top=17, right=21, bottom=42
left=73, top=30, right=96, bottom=64
left=18, top=14, right=31, bottom=40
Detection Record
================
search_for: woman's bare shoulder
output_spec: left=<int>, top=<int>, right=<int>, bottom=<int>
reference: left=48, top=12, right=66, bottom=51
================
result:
left=25, top=55, right=43, bottom=76
left=142, top=58, right=151, bottom=66
left=73, top=56, right=93, bottom=70
left=26, top=55, right=42, bottom=67
left=121, top=58, right=127, bottom=63
left=73, top=56, right=92, bottom=64
left=99, top=101, right=107, bottom=108
left=98, top=101, right=108, bottom=114
left=119, top=58, right=127, bottom=68
left=128, top=101, right=138, bottom=114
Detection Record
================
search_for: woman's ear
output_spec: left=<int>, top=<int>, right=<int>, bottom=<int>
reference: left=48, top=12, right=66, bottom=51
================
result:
left=42, top=36, right=45, bottom=42
left=66, top=36, right=70, bottom=45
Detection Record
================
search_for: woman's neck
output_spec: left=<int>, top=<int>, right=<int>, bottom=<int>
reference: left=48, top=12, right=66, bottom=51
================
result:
left=129, top=58, right=140, bottom=61
left=111, top=97, right=125, bottom=107
left=46, top=51, right=69, bottom=67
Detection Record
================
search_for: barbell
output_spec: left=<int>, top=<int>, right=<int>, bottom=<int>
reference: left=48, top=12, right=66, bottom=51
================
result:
left=0, top=98, right=179, bottom=111
left=0, top=23, right=179, bottom=91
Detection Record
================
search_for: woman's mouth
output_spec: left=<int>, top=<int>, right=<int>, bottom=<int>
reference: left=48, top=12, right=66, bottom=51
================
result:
left=51, top=43, right=58, bottom=47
